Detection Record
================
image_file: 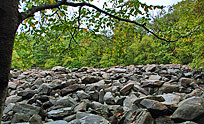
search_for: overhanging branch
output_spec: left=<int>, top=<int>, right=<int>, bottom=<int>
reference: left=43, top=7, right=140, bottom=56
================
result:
left=19, top=1, right=197, bottom=42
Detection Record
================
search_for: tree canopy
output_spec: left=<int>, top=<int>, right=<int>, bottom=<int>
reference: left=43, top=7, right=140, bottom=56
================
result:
left=13, top=0, right=204, bottom=69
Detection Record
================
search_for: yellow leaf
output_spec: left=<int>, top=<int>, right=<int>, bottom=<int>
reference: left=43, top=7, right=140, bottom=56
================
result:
left=112, top=50, right=114, bottom=53
left=50, top=0, right=54, bottom=3
left=22, top=63, right=24, bottom=67
left=165, top=35, right=168, bottom=38
left=98, top=51, right=100, bottom=54
left=124, top=32, right=126, bottom=36
left=113, top=29, right=117, bottom=34
left=57, top=50, right=59, bottom=53
left=24, top=20, right=27, bottom=24
left=83, top=29, right=87, bottom=32
left=31, top=24, right=35, bottom=27
left=134, top=35, right=136, bottom=39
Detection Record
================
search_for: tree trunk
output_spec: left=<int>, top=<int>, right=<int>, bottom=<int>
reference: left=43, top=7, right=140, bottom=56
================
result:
left=0, top=0, right=19, bottom=123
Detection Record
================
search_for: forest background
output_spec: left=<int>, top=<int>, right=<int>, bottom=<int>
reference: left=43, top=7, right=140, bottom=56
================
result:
left=13, top=0, right=204, bottom=70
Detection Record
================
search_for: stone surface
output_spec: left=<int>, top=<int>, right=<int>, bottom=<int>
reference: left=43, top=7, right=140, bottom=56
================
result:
left=29, top=114, right=42, bottom=124
left=3, top=64, right=204, bottom=124
left=172, top=97, right=204, bottom=122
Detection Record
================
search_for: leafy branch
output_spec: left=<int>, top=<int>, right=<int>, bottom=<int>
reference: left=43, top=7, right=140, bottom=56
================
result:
left=18, top=1, right=197, bottom=42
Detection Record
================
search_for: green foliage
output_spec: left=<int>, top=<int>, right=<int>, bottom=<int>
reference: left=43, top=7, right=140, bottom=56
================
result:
left=13, top=0, right=204, bottom=69
left=44, top=58, right=61, bottom=69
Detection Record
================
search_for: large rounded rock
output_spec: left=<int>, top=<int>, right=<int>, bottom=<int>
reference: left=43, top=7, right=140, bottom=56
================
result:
left=172, top=97, right=204, bottom=122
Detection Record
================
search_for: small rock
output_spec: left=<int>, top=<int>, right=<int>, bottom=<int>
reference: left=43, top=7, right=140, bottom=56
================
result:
left=104, top=92, right=115, bottom=105
left=5, top=95, right=22, bottom=105
left=61, top=84, right=81, bottom=96
left=160, top=93, right=181, bottom=105
left=81, top=75, right=102, bottom=84
left=29, top=114, right=42, bottom=124
left=133, top=109, right=154, bottom=124
left=37, top=83, right=52, bottom=95
left=120, top=83, right=134, bottom=96
left=11, top=113, right=30, bottom=123
left=48, top=107, right=72, bottom=119
left=51, top=66, right=66, bottom=72
left=140, top=99, right=168, bottom=116
left=179, top=78, right=194, bottom=87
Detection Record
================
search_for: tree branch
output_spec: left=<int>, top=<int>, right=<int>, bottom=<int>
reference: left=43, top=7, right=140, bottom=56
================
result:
left=18, top=1, right=198, bottom=42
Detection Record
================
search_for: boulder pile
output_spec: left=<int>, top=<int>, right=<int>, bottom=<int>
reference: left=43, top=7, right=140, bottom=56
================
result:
left=2, top=64, right=204, bottom=124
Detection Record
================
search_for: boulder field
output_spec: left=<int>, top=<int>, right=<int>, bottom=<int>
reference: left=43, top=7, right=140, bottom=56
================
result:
left=2, top=64, right=204, bottom=124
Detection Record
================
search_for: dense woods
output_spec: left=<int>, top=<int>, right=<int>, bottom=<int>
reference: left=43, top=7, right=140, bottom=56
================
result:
left=12, top=0, right=204, bottom=70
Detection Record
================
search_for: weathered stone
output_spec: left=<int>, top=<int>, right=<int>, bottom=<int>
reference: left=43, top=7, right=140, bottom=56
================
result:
left=48, top=107, right=72, bottom=119
left=89, top=91, right=99, bottom=101
left=8, top=82, right=18, bottom=90
left=5, top=95, right=22, bottom=105
left=52, top=96, right=77, bottom=109
left=71, top=113, right=110, bottom=124
left=123, top=94, right=138, bottom=109
left=76, top=90, right=90, bottom=100
left=33, top=77, right=43, bottom=86
left=81, top=75, right=102, bottom=84
left=120, top=83, right=134, bottom=96
left=172, top=97, right=204, bottom=122
left=160, top=93, right=181, bottom=105
left=3, top=103, right=15, bottom=114
left=99, top=89, right=105, bottom=104
left=74, top=101, right=87, bottom=112
left=13, top=103, right=45, bottom=117
left=155, top=116, right=174, bottom=124
left=104, top=92, right=115, bottom=105
left=61, top=84, right=81, bottom=96
left=86, top=80, right=106, bottom=89
left=159, top=84, right=180, bottom=93
left=51, top=66, right=66, bottom=72
left=145, top=65, right=157, bottom=72
left=37, top=83, right=52, bottom=95
left=29, top=114, right=42, bottom=124
left=140, top=99, right=168, bottom=116
left=3, top=65, right=204, bottom=124
left=141, top=80, right=164, bottom=88
left=179, top=78, right=195, bottom=87
left=17, top=89, right=38, bottom=99
left=133, top=109, right=154, bottom=124
left=107, top=68, right=126, bottom=73
left=11, top=113, right=30, bottom=123
left=149, top=75, right=162, bottom=80
left=63, top=114, right=76, bottom=122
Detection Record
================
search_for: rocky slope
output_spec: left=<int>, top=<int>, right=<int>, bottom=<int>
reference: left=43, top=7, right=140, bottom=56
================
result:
left=2, top=64, right=204, bottom=124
